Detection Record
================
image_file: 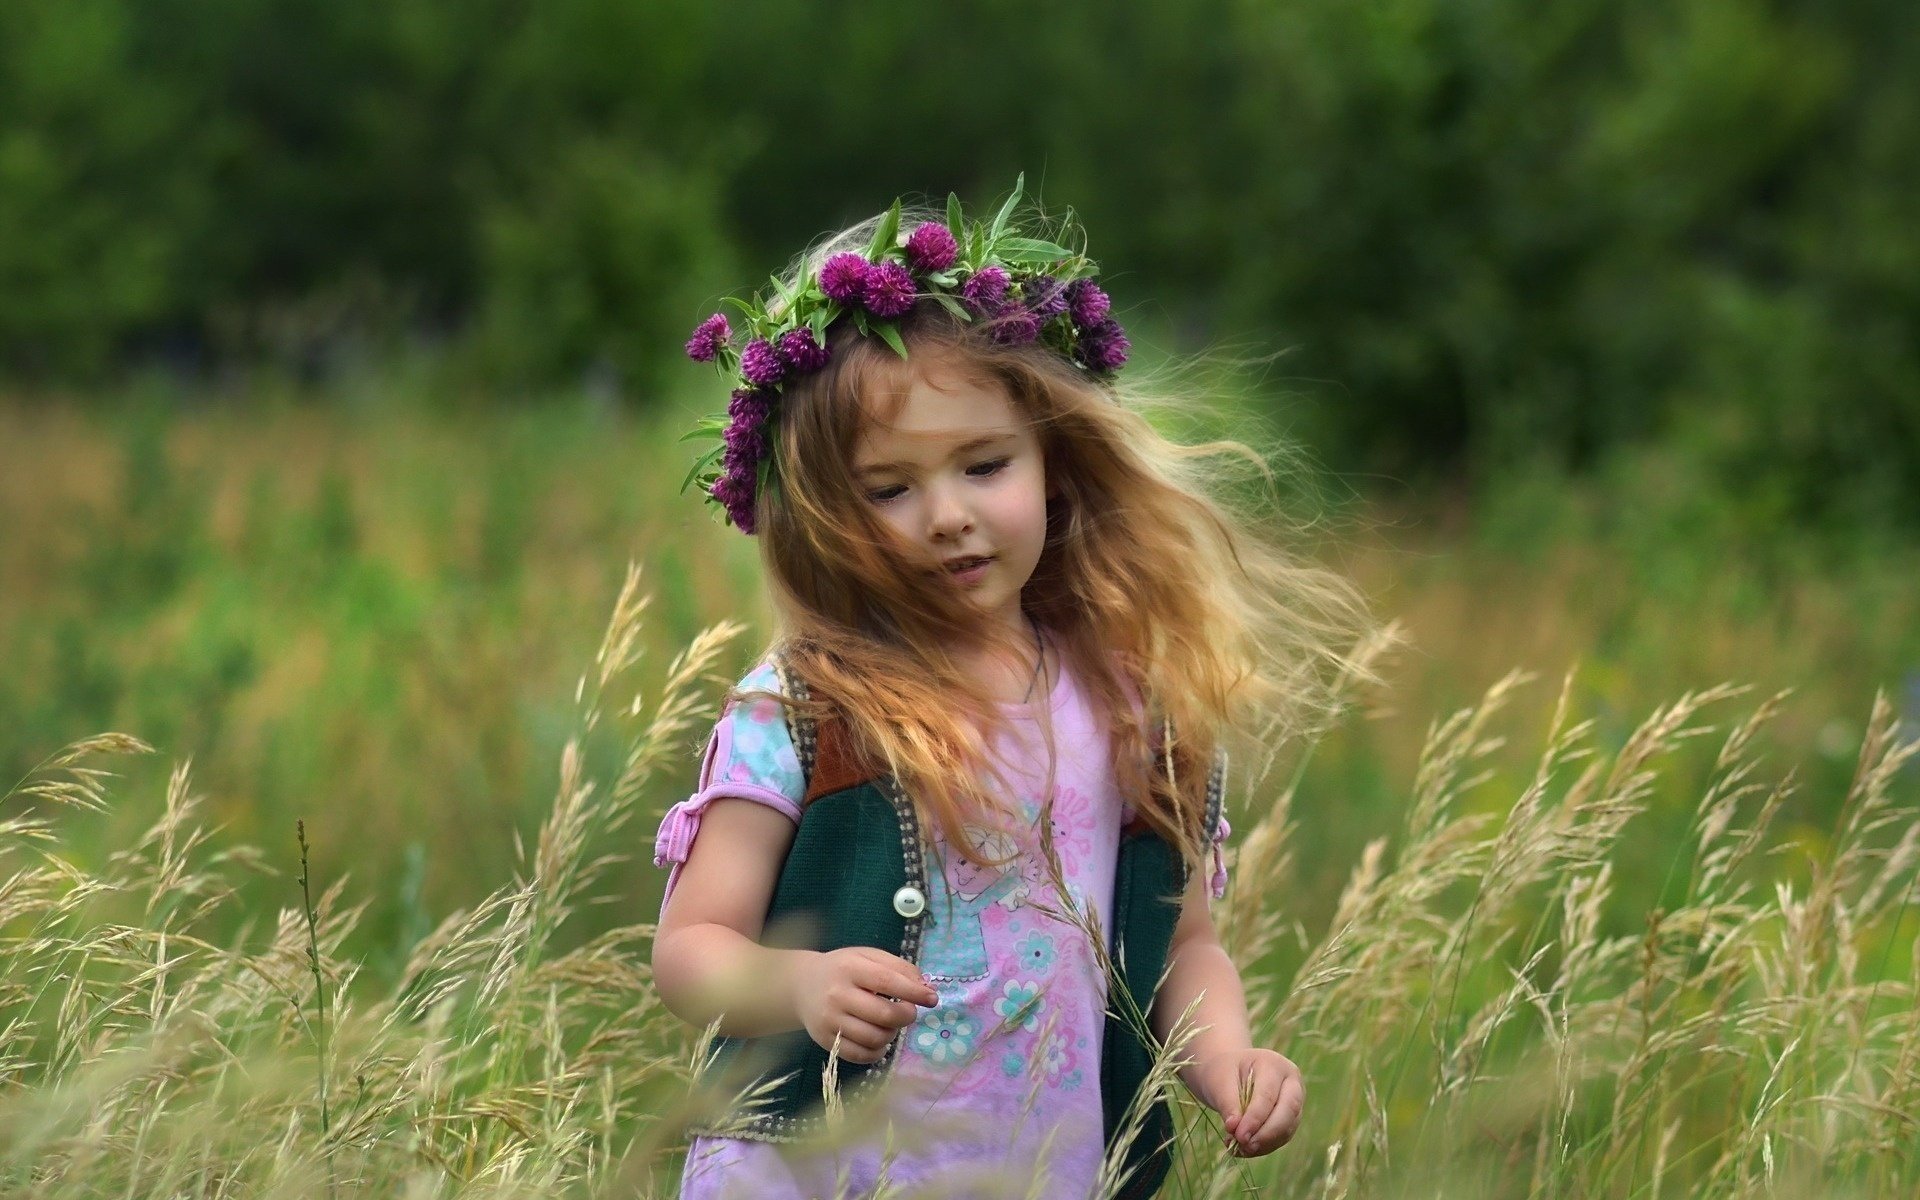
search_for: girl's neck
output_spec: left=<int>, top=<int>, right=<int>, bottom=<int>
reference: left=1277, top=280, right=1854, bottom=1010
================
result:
left=957, top=618, right=1054, bottom=707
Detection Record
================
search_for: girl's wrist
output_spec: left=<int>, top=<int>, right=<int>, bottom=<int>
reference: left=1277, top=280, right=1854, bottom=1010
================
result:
left=661, top=928, right=818, bottom=1038
left=1186, top=1042, right=1252, bottom=1111
left=767, top=947, right=821, bottom=1032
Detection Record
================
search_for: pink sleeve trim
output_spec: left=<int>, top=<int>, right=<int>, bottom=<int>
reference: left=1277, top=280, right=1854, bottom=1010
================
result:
left=1208, top=813, right=1233, bottom=901
left=653, top=783, right=804, bottom=910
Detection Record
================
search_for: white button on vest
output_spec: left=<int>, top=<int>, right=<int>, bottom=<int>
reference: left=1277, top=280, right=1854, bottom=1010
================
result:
left=892, top=885, right=927, bottom=919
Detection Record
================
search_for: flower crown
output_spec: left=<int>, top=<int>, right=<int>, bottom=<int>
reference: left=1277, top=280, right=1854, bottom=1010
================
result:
left=679, top=175, right=1129, bottom=534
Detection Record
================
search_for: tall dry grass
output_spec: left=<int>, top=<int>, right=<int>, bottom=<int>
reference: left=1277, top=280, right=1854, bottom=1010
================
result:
left=1, top=565, right=1914, bottom=1197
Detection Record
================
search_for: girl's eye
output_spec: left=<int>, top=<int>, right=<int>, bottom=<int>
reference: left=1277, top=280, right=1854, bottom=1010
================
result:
left=864, top=459, right=1008, bottom=505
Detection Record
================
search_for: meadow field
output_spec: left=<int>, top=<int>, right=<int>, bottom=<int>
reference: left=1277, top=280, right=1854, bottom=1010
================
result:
left=1, top=386, right=1916, bottom=1196
left=5, top=0, right=1917, bottom=1192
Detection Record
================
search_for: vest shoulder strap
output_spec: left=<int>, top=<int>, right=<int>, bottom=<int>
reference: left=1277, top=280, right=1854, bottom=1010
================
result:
left=1205, top=744, right=1229, bottom=845
left=1148, top=716, right=1230, bottom=855
left=769, top=650, right=881, bottom=805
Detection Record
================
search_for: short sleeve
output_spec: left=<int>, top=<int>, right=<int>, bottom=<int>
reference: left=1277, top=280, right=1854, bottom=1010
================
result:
left=652, top=661, right=807, bottom=909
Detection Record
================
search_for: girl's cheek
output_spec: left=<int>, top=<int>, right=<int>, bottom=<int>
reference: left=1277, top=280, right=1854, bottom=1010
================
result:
left=873, top=502, right=917, bottom=540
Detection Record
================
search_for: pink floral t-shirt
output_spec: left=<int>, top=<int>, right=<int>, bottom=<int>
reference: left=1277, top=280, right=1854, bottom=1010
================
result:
left=652, top=632, right=1229, bottom=1200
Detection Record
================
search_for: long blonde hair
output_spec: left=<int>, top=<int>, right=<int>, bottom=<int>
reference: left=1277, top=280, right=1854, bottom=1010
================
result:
left=732, top=206, right=1379, bottom=872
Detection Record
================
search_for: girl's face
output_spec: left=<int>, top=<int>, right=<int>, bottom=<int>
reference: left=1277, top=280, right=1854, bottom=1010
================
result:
left=852, top=355, right=1049, bottom=642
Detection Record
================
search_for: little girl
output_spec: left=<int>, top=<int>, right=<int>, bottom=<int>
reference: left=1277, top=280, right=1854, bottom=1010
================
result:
left=651, top=180, right=1371, bottom=1198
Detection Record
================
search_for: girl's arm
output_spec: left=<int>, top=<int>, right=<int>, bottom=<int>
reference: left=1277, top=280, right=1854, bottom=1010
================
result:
left=1151, top=869, right=1253, bottom=1071
left=652, top=797, right=811, bottom=1037
left=651, top=797, right=938, bottom=1055
left=1150, top=870, right=1305, bottom=1157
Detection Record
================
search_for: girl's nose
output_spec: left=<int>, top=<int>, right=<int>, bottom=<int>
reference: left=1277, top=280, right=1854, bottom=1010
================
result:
left=924, top=481, right=974, bottom=541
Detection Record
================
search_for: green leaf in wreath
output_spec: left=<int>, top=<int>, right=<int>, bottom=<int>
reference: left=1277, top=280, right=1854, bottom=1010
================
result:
left=680, top=443, right=726, bottom=493
left=875, top=321, right=910, bottom=360
left=676, top=415, right=729, bottom=442
left=756, top=448, right=782, bottom=507
left=996, top=237, right=1074, bottom=264
left=868, top=199, right=902, bottom=260
left=929, top=292, right=973, bottom=322
left=989, top=173, right=1024, bottom=241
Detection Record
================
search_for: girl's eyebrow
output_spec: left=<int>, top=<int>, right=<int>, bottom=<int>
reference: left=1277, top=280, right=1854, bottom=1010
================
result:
left=855, top=433, right=1017, bottom=476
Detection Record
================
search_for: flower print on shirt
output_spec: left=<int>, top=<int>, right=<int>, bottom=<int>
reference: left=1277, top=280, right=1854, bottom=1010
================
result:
left=919, top=826, right=1029, bottom=982
left=994, top=1024, right=1084, bottom=1092
left=992, top=980, right=1045, bottom=1033
left=908, top=1006, right=981, bottom=1066
left=1011, top=929, right=1058, bottom=975
left=1036, top=1029, right=1083, bottom=1090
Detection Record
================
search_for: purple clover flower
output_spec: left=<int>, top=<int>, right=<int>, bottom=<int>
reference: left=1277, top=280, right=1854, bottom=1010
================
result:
left=777, top=327, right=832, bottom=373
left=684, top=313, right=731, bottom=363
left=1065, top=278, right=1111, bottom=325
left=960, top=265, right=1010, bottom=314
left=739, top=338, right=786, bottom=387
left=862, top=260, right=917, bottom=318
left=1021, top=275, right=1068, bottom=320
left=904, top=223, right=958, bottom=273
left=724, top=419, right=768, bottom=463
left=710, top=467, right=757, bottom=535
left=727, top=386, right=773, bottom=425
left=819, top=252, right=872, bottom=304
left=989, top=304, right=1042, bottom=346
left=713, top=387, right=775, bottom=534
left=1076, top=317, right=1130, bottom=373
left=724, top=389, right=773, bottom=458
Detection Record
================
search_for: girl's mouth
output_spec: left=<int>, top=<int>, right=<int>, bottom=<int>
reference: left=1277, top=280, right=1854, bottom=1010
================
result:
left=944, top=555, right=994, bottom=584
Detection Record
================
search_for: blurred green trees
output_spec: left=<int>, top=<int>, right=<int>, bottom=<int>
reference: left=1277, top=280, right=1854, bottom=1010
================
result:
left=1, top=0, right=1914, bottom=526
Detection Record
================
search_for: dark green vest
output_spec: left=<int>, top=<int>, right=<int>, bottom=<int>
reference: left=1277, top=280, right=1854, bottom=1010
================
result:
left=688, top=657, right=1226, bottom=1200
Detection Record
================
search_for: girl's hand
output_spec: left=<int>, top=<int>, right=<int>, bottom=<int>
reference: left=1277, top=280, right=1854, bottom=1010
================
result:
left=1194, top=1047, right=1305, bottom=1158
left=789, top=946, right=939, bottom=1064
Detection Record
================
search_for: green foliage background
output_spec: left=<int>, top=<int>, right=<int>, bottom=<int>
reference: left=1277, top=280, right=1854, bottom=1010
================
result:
left=2, top=0, right=1915, bottom=530
left=1, top=5, right=1918, bottom=1187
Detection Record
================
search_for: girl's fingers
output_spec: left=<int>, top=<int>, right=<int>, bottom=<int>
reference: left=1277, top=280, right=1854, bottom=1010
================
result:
left=842, top=986, right=921, bottom=1030
left=1273, top=1071, right=1306, bottom=1143
left=1235, top=1061, right=1281, bottom=1143
left=828, top=1016, right=895, bottom=1061
left=1252, top=1081, right=1303, bottom=1150
left=891, top=970, right=940, bottom=1007
left=853, top=955, right=939, bottom=1007
left=1241, top=1068, right=1306, bottom=1154
left=854, top=946, right=928, bottom=986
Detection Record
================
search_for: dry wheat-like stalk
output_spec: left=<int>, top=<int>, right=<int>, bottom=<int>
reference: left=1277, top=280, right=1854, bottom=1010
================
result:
left=2, top=566, right=1915, bottom=1199
left=0, top=562, right=741, bottom=1198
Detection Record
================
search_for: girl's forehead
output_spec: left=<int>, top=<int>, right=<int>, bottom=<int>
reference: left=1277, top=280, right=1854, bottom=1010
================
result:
left=855, top=354, right=1027, bottom=451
